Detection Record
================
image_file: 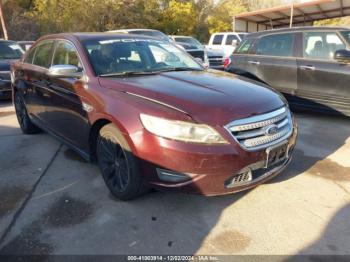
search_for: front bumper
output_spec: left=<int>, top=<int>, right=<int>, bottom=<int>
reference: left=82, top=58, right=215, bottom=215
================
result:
left=135, top=121, right=297, bottom=196
left=0, top=80, right=11, bottom=98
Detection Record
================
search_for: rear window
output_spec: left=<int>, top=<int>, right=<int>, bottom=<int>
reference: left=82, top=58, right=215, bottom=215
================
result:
left=212, top=35, right=223, bottom=45
left=256, top=33, right=294, bottom=57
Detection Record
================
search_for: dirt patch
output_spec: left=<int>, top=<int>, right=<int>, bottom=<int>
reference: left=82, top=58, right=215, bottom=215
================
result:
left=43, top=195, right=93, bottom=228
left=0, top=111, right=15, bottom=118
left=0, top=186, right=29, bottom=217
left=0, top=220, right=53, bottom=256
left=272, top=149, right=350, bottom=183
left=209, top=230, right=251, bottom=253
left=64, top=148, right=88, bottom=163
left=307, top=158, right=350, bottom=181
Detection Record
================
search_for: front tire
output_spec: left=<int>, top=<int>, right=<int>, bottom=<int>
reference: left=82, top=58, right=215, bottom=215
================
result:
left=97, top=124, right=145, bottom=200
left=14, top=92, right=40, bottom=134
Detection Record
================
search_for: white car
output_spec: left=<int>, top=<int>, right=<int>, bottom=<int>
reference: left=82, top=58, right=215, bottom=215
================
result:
left=207, top=32, right=248, bottom=58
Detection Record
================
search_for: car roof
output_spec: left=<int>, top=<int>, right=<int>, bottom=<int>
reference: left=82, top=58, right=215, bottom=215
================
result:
left=0, top=39, right=16, bottom=44
left=37, top=32, right=161, bottom=42
left=171, top=35, right=194, bottom=38
left=212, top=32, right=244, bottom=35
left=246, top=26, right=350, bottom=38
left=109, top=29, right=161, bottom=32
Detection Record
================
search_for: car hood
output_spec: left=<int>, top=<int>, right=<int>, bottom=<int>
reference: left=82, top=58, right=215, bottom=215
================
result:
left=98, top=70, right=285, bottom=126
left=0, top=59, right=16, bottom=71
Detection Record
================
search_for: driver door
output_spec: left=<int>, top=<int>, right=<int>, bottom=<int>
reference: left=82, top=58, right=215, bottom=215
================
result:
left=45, top=40, right=91, bottom=153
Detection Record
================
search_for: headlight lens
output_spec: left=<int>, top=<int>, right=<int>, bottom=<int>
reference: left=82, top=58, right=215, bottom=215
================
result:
left=140, top=114, right=228, bottom=144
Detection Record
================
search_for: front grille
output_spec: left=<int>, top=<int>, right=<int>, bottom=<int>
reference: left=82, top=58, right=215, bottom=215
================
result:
left=0, top=71, right=11, bottom=81
left=209, top=56, right=223, bottom=67
left=225, top=107, right=293, bottom=151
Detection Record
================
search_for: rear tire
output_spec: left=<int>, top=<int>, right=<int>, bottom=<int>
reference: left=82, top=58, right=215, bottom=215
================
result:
left=97, top=123, right=145, bottom=200
left=14, top=92, right=41, bottom=134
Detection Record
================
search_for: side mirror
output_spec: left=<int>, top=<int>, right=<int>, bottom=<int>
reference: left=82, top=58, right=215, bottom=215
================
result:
left=48, top=65, right=82, bottom=78
left=231, top=40, right=239, bottom=46
left=334, top=49, right=350, bottom=63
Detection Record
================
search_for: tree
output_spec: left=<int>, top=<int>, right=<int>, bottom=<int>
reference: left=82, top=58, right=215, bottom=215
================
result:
left=0, top=0, right=8, bottom=39
left=207, top=0, right=247, bottom=33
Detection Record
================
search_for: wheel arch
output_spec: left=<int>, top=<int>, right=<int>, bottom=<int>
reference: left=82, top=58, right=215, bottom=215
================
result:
left=88, top=114, right=137, bottom=162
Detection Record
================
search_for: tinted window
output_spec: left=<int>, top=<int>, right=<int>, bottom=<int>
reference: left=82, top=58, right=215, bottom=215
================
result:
left=340, top=30, right=350, bottom=44
left=53, top=41, right=81, bottom=68
left=303, top=32, right=346, bottom=60
left=33, top=41, right=54, bottom=68
left=256, top=33, right=294, bottom=57
left=0, top=42, right=24, bottom=59
left=236, top=39, right=253, bottom=54
left=24, top=48, right=36, bottom=64
left=225, top=34, right=239, bottom=45
left=212, top=35, right=223, bottom=45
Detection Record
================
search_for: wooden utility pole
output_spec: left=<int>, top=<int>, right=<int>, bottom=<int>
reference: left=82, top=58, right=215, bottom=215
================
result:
left=0, top=0, right=8, bottom=40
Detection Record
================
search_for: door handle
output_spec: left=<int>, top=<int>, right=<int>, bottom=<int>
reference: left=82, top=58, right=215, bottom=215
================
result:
left=248, top=61, right=260, bottom=65
left=299, top=65, right=315, bottom=71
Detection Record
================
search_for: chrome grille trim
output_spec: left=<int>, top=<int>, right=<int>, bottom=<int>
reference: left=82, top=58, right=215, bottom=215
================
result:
left=225, top=106, right=293, bottom=151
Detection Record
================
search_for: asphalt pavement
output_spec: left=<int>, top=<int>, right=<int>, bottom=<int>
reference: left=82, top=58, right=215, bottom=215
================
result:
left=0, top=100, right=349, bottom=256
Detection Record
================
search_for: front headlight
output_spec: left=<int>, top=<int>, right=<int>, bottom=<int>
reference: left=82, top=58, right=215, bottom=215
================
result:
left=140, top=114, right=228, bottom=144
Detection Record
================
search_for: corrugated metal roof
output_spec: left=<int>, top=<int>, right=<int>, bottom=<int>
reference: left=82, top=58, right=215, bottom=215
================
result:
left=234, top=0, right=350, bottom=31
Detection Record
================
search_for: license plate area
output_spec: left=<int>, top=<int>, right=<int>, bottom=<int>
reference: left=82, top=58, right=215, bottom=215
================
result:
left=265, top=142, right=289, bottom=168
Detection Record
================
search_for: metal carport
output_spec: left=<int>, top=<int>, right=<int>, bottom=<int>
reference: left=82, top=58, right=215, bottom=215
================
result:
left=233, top=0, right=350, bottom=32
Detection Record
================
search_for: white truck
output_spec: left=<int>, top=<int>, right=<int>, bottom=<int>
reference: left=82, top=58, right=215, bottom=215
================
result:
left=207, top=32, right=248, bottom=58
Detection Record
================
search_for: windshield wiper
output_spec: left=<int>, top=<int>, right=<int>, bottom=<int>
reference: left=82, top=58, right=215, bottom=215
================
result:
left=99, top=71, right=159, bottom=77
left=153, top=67, right=204, bottom=73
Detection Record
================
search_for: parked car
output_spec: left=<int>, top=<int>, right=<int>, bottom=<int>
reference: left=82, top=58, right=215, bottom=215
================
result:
left=227, top=26, right=350, bottom=117
left=169, top=35, right=209, bottom=66
left=107, top=29, right=173, bottom=42
left=207, top=32, right=248, bottom=58
left=17, top=41, right=35, bottom=51
left=0, top=40, right=24, bottom=99
left=12, top=33, right=297, bottom=200
left=206, top=49, right=225, bottom=70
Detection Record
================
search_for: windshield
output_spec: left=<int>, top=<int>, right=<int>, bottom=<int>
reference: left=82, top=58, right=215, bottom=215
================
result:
left=340, top=31, right=350, bottom=45
left=129, top=30, right=171, bottom=42
left=174, top=37, right=203, bottom=49
left=83, top=38, right=203, bottom=76
left=0, top=42, right=24, bottom=59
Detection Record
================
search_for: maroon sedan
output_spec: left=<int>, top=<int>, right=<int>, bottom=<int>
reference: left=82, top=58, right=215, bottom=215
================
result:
left=11, top=33, right=297, bottom=200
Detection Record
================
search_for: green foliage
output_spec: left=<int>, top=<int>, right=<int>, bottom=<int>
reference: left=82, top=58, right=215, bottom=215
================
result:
left=1, top=0, right=299, bottom=42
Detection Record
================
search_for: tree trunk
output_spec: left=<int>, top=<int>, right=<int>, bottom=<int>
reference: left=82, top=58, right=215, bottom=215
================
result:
left=0, top=0, right=8, bottom=40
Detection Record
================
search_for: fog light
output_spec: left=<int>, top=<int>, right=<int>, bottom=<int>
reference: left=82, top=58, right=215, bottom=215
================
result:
left=156, top=168, right=191, bottom=183
left=225, top=169, right=253, bottom=188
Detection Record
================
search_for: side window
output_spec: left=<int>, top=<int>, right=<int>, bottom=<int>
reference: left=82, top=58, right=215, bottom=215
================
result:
left=256, top=33, right=294, bottom=57
left=235, top=39, right=253, bottom=54
left=53, top=41, right=82, bottom=68
left=24, top=47, right=36, bottom=64
left=225, top=34, right=239, bottom=45
left=212, top=35, right=223, bottom=45
left=303, top=32, right=346, bottom=60
left=33, top=41, right=54, bottom=68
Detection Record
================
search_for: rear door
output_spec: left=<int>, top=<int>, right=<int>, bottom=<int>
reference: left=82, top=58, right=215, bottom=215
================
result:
left=22, top=40, right=54, bottom=124
left=297, top=31, right=350, bottom=113
left=244, top=32, right=298, bottom=95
